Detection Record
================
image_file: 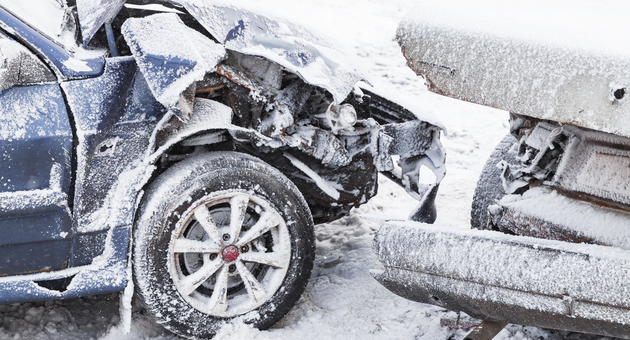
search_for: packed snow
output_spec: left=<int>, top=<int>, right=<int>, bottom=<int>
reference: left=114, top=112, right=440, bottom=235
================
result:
left=0, top=0, right=621, bottom=339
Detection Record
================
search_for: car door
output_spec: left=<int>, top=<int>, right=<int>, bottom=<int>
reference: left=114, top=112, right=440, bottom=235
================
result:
left=0, top=31, right=74, bottom=276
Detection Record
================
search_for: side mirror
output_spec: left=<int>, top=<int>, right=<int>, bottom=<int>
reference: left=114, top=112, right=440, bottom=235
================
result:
left=0, top=38, right=55, bottom=92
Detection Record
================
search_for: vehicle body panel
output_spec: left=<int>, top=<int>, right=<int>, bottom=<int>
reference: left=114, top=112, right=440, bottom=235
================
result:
left=0, top=35, right=74, bottom=275
left=61, top=56, right=166, bottom=234
left=0, top=6, right=104, bottom=79
left=397, top=0, right=630, bottom=138
left=373, top=222, right=630, bottom=339
left=0, top=0, right=445, bottom=312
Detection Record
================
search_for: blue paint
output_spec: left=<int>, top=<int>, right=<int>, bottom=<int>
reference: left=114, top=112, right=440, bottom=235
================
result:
left=0, top=227, right=130, bottom=305
left=0, top=85, right=72, bottom=193
left=0, top=6, right=104, bottom=79
left=62, top=57, right=167, bottom=236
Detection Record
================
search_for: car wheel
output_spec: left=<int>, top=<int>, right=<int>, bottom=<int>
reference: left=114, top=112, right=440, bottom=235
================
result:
left=470, top=134, right=519, bottom=230
left=133, top=152, right=315, bottom=339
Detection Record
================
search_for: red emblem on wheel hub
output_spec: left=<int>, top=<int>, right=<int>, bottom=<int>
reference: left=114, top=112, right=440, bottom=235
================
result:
left=222, top=245, right=239, bottom=262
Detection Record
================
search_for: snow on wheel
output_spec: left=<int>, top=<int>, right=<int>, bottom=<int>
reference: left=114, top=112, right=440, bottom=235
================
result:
left=133, top=152, right=315, bottom=339
left=470, top=134, right=519, bottom=230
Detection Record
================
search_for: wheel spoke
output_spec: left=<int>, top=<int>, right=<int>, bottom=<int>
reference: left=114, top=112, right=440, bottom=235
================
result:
left=239, top=251, right=289, bottom=269
left=173, top=239, right=221, bottom=254
left=193, top=205, right=223, bottom=246
left=236, top=211, right=281, bottom=246
left=236, top=261, right=266, bottom=303
left=179, top=258, right=223, bottom=296
left=229, top=194, right=249, bottom=242
left=207, top=265, right=229, bottom=313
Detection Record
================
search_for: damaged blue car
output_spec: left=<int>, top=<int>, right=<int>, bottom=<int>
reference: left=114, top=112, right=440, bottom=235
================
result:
left=0, top=0, right=445, bottom=338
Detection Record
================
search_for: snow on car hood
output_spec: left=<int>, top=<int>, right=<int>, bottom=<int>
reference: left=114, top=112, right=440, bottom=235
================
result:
left=121, top=13, right=227, bottom=116
left=76, top=0, right=365, bottom=103
left=176, top=0, right=365, bottom=104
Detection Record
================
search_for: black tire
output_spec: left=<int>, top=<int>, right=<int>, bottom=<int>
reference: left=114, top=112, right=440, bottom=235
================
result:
left=133, top=152, right=315, bottom=339
left=471, top=134, right=519, bottom=230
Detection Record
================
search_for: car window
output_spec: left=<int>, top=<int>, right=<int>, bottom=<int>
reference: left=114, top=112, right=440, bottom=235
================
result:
left=1, top=0, right=67, bottom=42
left=0, top=33, right=56, bottom=91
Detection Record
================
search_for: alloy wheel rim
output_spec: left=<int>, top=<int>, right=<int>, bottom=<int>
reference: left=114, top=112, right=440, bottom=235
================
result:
left=169, top=191, right=291, bottom=317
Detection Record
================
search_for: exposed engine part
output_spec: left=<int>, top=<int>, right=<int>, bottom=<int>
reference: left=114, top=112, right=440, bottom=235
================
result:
left=135, top=32, right=446, bottom=225
left=325, top=103, right=357, bottom=134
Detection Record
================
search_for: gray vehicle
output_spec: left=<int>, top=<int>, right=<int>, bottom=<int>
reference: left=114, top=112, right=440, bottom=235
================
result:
left=373, top=1, right=630, bottom=339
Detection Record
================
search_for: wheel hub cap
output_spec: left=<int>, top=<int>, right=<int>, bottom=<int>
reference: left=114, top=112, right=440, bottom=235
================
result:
left=222, top=245, right=239, bottom=262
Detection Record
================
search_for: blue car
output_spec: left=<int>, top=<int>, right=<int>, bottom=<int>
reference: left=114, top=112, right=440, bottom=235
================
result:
left=0, top=0, right=445, bottom=338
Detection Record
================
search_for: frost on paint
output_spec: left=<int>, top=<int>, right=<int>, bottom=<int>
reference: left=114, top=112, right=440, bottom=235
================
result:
left=0, top=85, right=69, bottom=141
left=373, top=222, right=630, bottom=337
left=496, top=187, right=630, bottom=250
left=399, top=0, right=630, bottom=138
left=0, top=38, right=56, bottom=93
left=121, top=13, right=227, bottom=118
left=179, top=0, right=365, bottom=104
left=76, top=0, right=125, bottom=46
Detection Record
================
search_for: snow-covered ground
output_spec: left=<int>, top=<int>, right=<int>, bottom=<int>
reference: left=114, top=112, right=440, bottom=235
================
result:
left=0, top=1, right=618, bottom=339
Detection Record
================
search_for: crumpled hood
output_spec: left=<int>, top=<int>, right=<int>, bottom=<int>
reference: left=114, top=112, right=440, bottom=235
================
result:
left=76, top=0, right=365, bottom=103
left=77, top=0, right=125, bottom=46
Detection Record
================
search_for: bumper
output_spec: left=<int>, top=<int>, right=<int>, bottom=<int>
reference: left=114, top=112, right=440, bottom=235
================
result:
left=372, top=222, right=630, bottom=339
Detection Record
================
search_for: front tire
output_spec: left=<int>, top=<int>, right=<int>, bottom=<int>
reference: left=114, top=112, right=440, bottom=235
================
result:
left=133, top=152, right=315, bottom=339
left=471, top=134, right=519, bottom=230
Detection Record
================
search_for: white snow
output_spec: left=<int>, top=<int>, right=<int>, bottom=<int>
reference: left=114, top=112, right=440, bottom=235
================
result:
left=1, top=0, right=66, bottom=41
left=0, top=1, right=612, bottom=340
left=122, top=13, right=227, bottom=115
left=398, top=0, right=630, bottom=139
left=62, top=59, right=93, bottom=72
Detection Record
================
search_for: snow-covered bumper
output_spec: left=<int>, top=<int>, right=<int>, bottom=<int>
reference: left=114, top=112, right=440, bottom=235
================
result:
left=372, top=222, right=630, bottom=339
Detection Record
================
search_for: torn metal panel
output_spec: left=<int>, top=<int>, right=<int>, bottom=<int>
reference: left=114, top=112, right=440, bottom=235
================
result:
left=121, top=13, right=227, bottom=118
left=77, top=0, right=125, bottom=46
left=176, top=0, right=365, bottom=104
left=373, top=222, right=630, bottom=339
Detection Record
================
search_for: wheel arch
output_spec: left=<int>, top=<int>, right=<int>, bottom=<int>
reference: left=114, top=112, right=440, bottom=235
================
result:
left=132, top=151, right=315, bottom=338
